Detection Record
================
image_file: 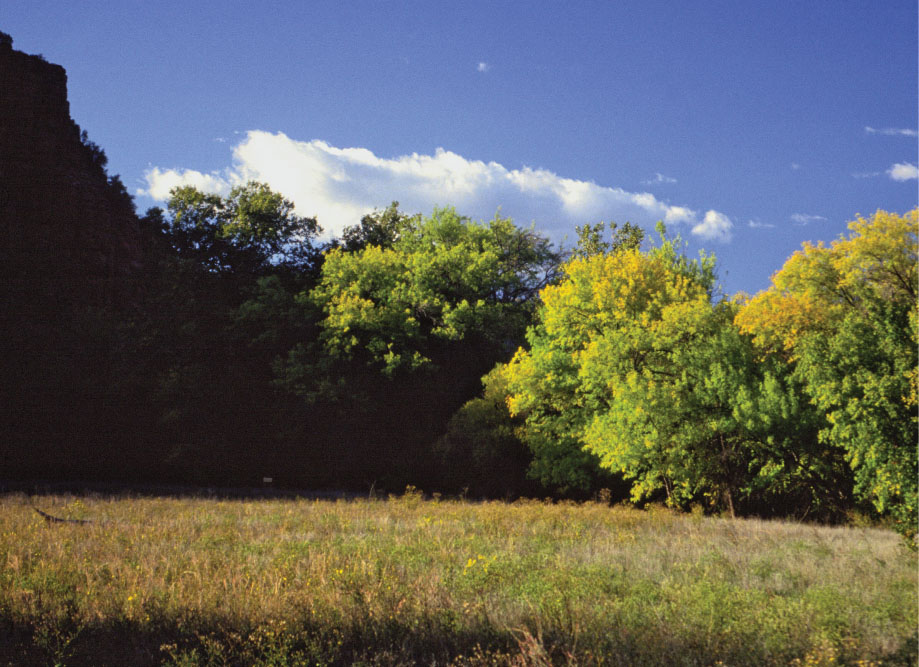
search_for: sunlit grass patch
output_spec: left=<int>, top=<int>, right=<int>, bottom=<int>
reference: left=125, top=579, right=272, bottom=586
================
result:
left=0, top=493, right=915, bottom=665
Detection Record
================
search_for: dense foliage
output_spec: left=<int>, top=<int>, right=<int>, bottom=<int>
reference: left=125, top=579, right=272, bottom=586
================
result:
left=311, top=207, right=558, bottom=373
left=736, top=210, right=918, bottom=537
left=3, top=127, right=916, bottom=536
left=501, top=225, right=849, bottom=518
left=160, top=182, right=321, bottom=275
left=270, top=207, right=561, bottom=490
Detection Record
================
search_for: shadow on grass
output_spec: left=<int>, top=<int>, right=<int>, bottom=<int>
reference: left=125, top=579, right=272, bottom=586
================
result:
left=0, top=480, right=363, bottom=503
left=2, top=614, right=917, bottom=667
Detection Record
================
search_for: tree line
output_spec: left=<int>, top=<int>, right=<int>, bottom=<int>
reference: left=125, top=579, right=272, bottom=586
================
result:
left=5, top=171, right=916, bottom=539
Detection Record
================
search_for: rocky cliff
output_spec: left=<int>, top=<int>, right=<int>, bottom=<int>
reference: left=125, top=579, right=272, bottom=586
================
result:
left=0, top=33, right=143, bottom=311
left=1, top=34, right=148, bottom=480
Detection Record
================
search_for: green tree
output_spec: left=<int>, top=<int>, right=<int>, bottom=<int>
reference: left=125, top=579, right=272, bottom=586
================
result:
left=434, top=365, right=538, bottom=498
left=338, top=201, right=416, bottom=252
left=163, top=182, right=320, bottom=275
left=737, top=209, right=918, bottom=538
left=503, top=225, right=845, bottom=515
left=572, top=220, right=644, bottom=258
left=122, top=183, right=325, bottom=484
left=308, top=206, right=560, bottom=374
left=273, top=207, right=561, bottom=490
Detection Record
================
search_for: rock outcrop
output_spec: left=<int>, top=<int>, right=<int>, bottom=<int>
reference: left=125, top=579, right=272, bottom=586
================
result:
left=0, top=33, right=142, bottom=311
left=1, top=33, right=147, bottom=481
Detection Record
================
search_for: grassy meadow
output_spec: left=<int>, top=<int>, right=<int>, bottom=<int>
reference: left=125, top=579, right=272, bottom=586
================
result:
left=0, top=492, right=915, bottom=666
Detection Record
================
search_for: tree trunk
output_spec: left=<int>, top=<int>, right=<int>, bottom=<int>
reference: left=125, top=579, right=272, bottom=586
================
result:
left=725, top=488, right=735, bottom=519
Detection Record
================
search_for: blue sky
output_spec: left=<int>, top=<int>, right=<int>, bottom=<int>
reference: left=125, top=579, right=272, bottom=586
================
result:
left=4, top=1, right=917, bottom=294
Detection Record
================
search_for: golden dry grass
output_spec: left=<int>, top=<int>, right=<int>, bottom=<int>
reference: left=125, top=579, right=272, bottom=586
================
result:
left=0, top=492, right=915, bottom=665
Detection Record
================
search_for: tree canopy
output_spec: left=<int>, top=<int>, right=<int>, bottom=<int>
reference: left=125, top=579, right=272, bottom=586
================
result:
left=162, top=182, right=320, bottom=275
left=7, top=141, right=916, bottom=533
left=502, top=225, right=849, bottom=516
left=737, top=209, right=918, bottom=537
left=309, top=206, right=560, bottom=374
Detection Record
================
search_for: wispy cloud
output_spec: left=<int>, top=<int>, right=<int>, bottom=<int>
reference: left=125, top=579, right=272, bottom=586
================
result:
left=791, top=213, right=827, bottom=225
left=887, top=162, right=919, bottom=181
left=851, top=171, right=881, bottom=179
left=139, top=131, right=733, bottom=242
left=477, top=62, right=489, bottom=73
left=642, top=172, right=677, bottom=185
left=865, top=126, right=918, bottom=138
left=790, top=162, right=801, bottom=171
left=747, top=219, right=775, bottom=229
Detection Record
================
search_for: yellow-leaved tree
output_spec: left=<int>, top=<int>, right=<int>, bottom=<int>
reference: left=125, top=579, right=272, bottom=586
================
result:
left=737, top=209, right=918, bottom=540
left=502, top=224, right=848, bottom=516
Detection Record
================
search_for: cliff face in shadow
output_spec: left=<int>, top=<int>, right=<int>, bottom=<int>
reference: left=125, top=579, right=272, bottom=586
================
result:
left=0, top=34, right=146, bottom=480
left=0, top=35, right=142, bottom=311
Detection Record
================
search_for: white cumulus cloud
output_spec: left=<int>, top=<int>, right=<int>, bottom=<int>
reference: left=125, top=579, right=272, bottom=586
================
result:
left=887, top=162, right=919, bottom=181
left=691, top=210, right=733, bottom=242
left=139, top=131, right=733, bottom=242
left=477, top=62, right=489, bottom=73
left=138, top=167, right=232, bottom=200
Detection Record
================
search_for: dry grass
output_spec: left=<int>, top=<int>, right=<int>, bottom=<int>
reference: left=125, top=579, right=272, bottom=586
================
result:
left=0, top=492, right=915, bottom=665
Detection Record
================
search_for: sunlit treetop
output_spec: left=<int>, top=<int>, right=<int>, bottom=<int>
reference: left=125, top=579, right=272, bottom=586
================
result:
left=736, top=209, right=918, bottom=355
